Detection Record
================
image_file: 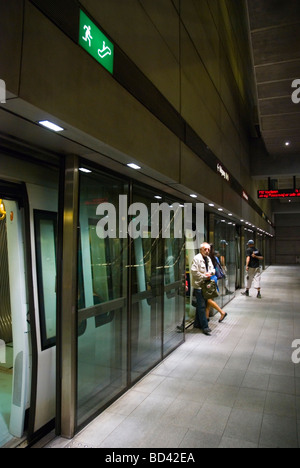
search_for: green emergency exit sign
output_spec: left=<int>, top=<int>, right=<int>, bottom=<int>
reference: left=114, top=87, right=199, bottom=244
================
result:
left=79, top=10, right=114, bottom=74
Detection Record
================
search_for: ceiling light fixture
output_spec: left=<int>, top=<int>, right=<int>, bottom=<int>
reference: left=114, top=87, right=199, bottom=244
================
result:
left=127, top=163, right=141, bottom=170
left=38, top=120, right=64, bottom=132
left=79, top=167, right=92, bottom=173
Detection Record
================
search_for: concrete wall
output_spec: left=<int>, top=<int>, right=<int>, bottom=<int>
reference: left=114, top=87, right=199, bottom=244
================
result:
left=0, top=0, right=273, bottom=232
left=275, top=213, right=300, bottom=264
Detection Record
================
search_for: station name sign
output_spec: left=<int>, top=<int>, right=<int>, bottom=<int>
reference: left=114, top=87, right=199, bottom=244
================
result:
left=217, top=163, right=230, bottom=182
left=258, top=189, right=300, bottom=199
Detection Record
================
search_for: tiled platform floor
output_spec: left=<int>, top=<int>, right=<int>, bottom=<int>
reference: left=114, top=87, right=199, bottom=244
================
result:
left=44, top=266, right=300, bottom=448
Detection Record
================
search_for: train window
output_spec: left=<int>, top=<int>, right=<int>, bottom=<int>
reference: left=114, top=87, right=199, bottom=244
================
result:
left=34, top=210, right=57, bottom=349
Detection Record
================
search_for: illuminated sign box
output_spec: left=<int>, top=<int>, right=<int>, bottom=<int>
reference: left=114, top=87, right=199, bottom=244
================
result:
left=79, top=10, right=114, bottom=74
left=258, top=189, right=300, bottom=199
left=217, top=163, right=230, bottom=182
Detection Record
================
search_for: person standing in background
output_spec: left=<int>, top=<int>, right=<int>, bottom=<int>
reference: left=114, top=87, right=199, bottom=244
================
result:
left=241, top=240, right=264, bottom=299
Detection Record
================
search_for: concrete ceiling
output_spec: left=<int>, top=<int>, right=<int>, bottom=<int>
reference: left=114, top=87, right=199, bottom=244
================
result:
left=246, top=0, right=300, bottom=158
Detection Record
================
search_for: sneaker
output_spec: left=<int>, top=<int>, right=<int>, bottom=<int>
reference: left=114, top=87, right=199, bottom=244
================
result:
left=241, top=290, right=249, bottom=297
left=257, top=292, right=262, bottom=299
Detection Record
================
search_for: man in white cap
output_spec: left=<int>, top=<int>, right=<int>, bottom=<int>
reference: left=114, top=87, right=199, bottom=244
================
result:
left=241, top=240, right=264, bottom=298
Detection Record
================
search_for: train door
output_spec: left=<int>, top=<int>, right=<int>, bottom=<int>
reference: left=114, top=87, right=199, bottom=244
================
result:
left=27, top=183, right=58, bottom=437
left=0, top=198, right=30, bottom=447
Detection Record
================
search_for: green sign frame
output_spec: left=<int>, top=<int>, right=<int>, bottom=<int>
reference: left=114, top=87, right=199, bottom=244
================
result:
left=79, top=10, right=114, bottom=75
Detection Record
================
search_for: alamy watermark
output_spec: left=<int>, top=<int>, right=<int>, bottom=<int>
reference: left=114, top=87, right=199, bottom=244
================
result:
left=291, top=339, right=300, bottom=364
left=95, top=195, right=204, bottom=249
left=0, top=79, right=6, bottom=104
left=0, top=339, right=6, bottom=364
left=291, top=79, right=300, bottom=104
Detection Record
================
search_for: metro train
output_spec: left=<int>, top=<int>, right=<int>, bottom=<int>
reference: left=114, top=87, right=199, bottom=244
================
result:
left=1, top=155, right=65, bottom=445
left=0, top=155, right=59, bottom=447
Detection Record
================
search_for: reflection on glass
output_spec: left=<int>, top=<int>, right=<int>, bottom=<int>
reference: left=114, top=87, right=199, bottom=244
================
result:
left=163, top=236, right=185, bottom=356
left=34, top=211, right=57, bottom=349
left=130, top=191, right=162, bottom=380
left=214, top=218, right=237, bottom=309
left=77, top=170, right=128, bottom=426
left=185, top=214, right=207, bottom=327
left=130, top=188, right=185, bottom=380
left=76, top=171, right=185, bottom=427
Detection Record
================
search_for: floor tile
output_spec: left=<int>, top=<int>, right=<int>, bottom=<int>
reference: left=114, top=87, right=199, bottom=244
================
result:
left=268, top=374, right=296, bottom=395
left=242, top=371, right=270, bottom=391
left=179, top=428, right=222, bottom=449
left=42, top=266, right=300, bottom=449
left=234, top=387, right=266, bottom=412
left=223, top=409, right=263, bottom=445
left=264, top=392, right=297, bottom=418
left=260, top=414, right=298, bottom=448
left=219, top=436, right=258, bottom=448
left=190, top=402, right=232, bottom=435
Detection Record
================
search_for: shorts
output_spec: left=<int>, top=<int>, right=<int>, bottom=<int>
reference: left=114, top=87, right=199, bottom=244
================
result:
left=246, top=267, right=261, bottom=290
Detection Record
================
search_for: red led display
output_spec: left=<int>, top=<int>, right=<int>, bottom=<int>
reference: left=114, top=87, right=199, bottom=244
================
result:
left=258, top=189, right=300, bottom=199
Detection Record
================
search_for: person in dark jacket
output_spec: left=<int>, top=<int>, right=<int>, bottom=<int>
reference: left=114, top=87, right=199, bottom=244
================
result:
left=241, top=240, right=264, bottom=299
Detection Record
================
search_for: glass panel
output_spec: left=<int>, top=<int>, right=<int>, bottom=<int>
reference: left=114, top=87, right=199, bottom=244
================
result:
left=225, top=224, right=237, bottom=301
left=264, top=237, right=271, bottom=268
left=214, top=217, right=237, bottom=308
left=130, top=188, right=163, bottom=381
left=34, top=210, right=57, bottom=349
left=130, top=188, right=185, bottom=378
left=185, top=212, right=206, bottom=327
left=163, top=234, right=185, bottom=356
left=77, top=168, right=128, bottom=426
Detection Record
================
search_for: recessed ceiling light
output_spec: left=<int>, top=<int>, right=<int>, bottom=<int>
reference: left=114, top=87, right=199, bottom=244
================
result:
left=209, top=203, right=215, bottom=207
left=285, top=141, right=291, bottom=146
left=79, top=167, right=92, bottom=173
left=218, top=208, right=223, bottom=211
left=127, top=163, right=141, bottom=170
left=154, top=196, right=162, bottom=200
left=38, top=120, right=64, bottom=132
left=190, top=194, right=198, bottom=198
